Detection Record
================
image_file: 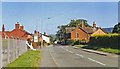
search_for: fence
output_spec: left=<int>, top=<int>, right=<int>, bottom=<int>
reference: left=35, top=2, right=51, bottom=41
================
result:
left=0, top=35, right=2, bottom=69
left=0, top=35, right=28, bottom=68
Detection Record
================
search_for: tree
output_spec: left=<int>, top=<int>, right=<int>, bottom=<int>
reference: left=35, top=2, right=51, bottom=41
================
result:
left=112, top=23, right=120, bottom=33
left=68, top=19, right=91, bottom=27
left=49, top=35, right=53, bottom=44
left=56, top=19, right=91, bottom=42
left=56, top=25, right=68, bottom=41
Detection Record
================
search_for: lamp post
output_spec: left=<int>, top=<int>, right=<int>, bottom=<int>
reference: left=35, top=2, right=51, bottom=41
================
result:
left=40, top=17, right=51, bottom=48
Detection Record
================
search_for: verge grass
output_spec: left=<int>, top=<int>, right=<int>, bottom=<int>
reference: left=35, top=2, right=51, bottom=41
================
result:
left=7, top=50, right=41, bottom=67
left=82, top=45, right=120, bottom=55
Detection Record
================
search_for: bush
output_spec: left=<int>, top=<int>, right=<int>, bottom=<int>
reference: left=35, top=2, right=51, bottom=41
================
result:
left=74, top=40, right=81, bottom=45
left=89, top=34, right=120, bottom=49
left=66, top=39, right=75, bottom=45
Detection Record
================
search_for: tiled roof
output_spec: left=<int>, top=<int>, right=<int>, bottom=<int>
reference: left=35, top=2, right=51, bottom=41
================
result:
left=83, top=27, right=93, bottom=34
left=66, top=26, right=103, bottom=34
left=66, top=27, right=76, bottom=33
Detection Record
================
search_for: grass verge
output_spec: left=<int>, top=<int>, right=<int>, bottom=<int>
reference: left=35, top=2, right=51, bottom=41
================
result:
left=7, top=50, right=41, bottom=67
left=82, top=45, right=120, bottom=55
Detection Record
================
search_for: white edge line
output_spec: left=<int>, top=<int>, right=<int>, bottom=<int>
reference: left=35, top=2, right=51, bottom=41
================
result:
left=87, top=58, right=106, bottom=66
left=49, top=49, right=59, bottom=67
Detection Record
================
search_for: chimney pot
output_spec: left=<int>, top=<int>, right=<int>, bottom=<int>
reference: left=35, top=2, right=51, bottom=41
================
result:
left=2, top=24, right=5, bottom=32
left=15, top=22, right=20, bottom=29
left=93, top=21, right=96, bottom=28
left=20, top=25, right=24, bottom=30
left=44, top=32, right=46, bottom=35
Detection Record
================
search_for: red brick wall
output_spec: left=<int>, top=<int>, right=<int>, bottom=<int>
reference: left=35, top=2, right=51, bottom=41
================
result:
left=71, top=28, right=90, bottom=43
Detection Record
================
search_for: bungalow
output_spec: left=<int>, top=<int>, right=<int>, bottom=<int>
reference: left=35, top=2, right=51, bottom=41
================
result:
left=66, top=21, right=106, bottom=43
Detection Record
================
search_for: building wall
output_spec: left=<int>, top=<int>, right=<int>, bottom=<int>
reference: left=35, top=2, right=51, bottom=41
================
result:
left=71, top=28, right=89, bottom=42
left=91, top=29, right=106, bottom=36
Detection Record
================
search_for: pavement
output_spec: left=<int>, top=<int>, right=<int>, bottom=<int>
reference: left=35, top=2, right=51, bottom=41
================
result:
left=40, top=47, right=57, bottom=67
left=39, top=45, right=118, bottom=67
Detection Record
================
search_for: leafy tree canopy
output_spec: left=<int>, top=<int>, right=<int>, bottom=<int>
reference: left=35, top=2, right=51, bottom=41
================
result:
left=68, top=19, right=91, bottom=27
left=112, top=23, right=120, bottom=33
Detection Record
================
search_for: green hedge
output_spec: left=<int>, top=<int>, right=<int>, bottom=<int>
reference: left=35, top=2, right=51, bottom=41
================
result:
left=66, top=39, right=87, bottom=45
left=66, top=39, right=75, bottom=45
left=89, top=34, right=120, bottom=49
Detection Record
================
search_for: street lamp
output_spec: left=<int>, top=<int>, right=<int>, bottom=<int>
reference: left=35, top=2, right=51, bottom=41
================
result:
left=40, top=17, right=51, bottom=48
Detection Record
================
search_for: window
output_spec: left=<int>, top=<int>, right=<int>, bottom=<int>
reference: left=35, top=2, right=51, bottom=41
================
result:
left=76, top=32, right=79, bottom=38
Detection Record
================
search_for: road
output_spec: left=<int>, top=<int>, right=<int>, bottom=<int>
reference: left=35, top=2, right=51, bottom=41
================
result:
left=40, top=45, right=118, bottom=67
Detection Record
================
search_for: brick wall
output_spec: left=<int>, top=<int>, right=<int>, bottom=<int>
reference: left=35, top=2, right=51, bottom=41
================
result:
left=71, top=28, right=90, bottom=43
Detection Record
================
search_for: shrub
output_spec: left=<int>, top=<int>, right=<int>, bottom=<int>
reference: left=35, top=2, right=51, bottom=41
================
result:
left=89, top=34, right=120, bottom=49
left=66, top=39, right=75, bottom=45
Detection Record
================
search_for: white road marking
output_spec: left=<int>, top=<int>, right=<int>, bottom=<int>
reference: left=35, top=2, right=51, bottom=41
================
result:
left=65, top=49, right=69, bottom=51
left=49, top=49, right=59, bottom=67
left=68, top=51, right=74, bottom=53
left=75, top=54, right=84, bottom=58
left=60, top=47, right=74, bottom=54
left=87, top=58, right=106, bottom=66
left=59, top=46, right=106, bottom=66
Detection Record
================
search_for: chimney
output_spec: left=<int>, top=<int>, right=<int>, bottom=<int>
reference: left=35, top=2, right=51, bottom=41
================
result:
left=34, top=30, right=37, bottom=34
left=82, top=21, right=85, bottom=29
left=93, top=21, right=96, bottom=28
left=44, top=32, right=46, bottom=35
left=20, top=25, right=24, bottom=30
left=15, top=22, right=20, bottom=29
left=2, top=24, right=5, bottom=32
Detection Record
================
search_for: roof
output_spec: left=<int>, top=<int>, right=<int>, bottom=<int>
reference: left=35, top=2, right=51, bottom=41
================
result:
left=10, top=28, right=31, bottom=39
left=66, top=27, right=76, bottom=33
left=83, top=27, right=93, bottom=34
left=102, top=28, right=113, bottom=33
left=66, top=26, right=106, bottom=34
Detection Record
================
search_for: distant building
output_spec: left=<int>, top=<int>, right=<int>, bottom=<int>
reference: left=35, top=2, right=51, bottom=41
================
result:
left=32, top=31, right=50, bottom=48
left=66, top=21, right=106, bottom=43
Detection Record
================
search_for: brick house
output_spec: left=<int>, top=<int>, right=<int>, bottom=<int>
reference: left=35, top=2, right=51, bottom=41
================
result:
left=0, top=22, right=32, bottom=40
left=66, top=21, right=106, bottom=43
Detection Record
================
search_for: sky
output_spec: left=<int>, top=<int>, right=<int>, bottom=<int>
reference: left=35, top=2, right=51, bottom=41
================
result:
left=1, top=0, right=120, bottom=2
left=1, top=2, right=118, bottom=35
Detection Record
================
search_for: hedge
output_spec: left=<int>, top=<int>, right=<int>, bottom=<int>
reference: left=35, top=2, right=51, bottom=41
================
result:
left=66, top=39, right=87, bottom=45
left=89, top=34, right=120, bottom=49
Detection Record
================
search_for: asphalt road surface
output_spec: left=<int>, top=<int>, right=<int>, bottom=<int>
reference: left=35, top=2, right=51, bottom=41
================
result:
left=40, top=45, right=118, bottom=67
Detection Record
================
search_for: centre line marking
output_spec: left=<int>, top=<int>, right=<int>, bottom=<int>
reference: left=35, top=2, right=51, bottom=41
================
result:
left=87, top=58, right=106, bottom=66
left=75, top=54, right=84, bottom=58
left=68, top=51, right=73, bottom=53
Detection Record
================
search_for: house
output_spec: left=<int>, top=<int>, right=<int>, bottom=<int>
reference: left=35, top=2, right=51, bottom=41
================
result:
left=32, top=30, right=42, bottom=48
left=10, top=22, right=32, bottom=39
left=0, top=22, right=32, bottom=40
left=66, top=21, right=106, bottom=43
left=32, top=31, right=50, bottom=48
